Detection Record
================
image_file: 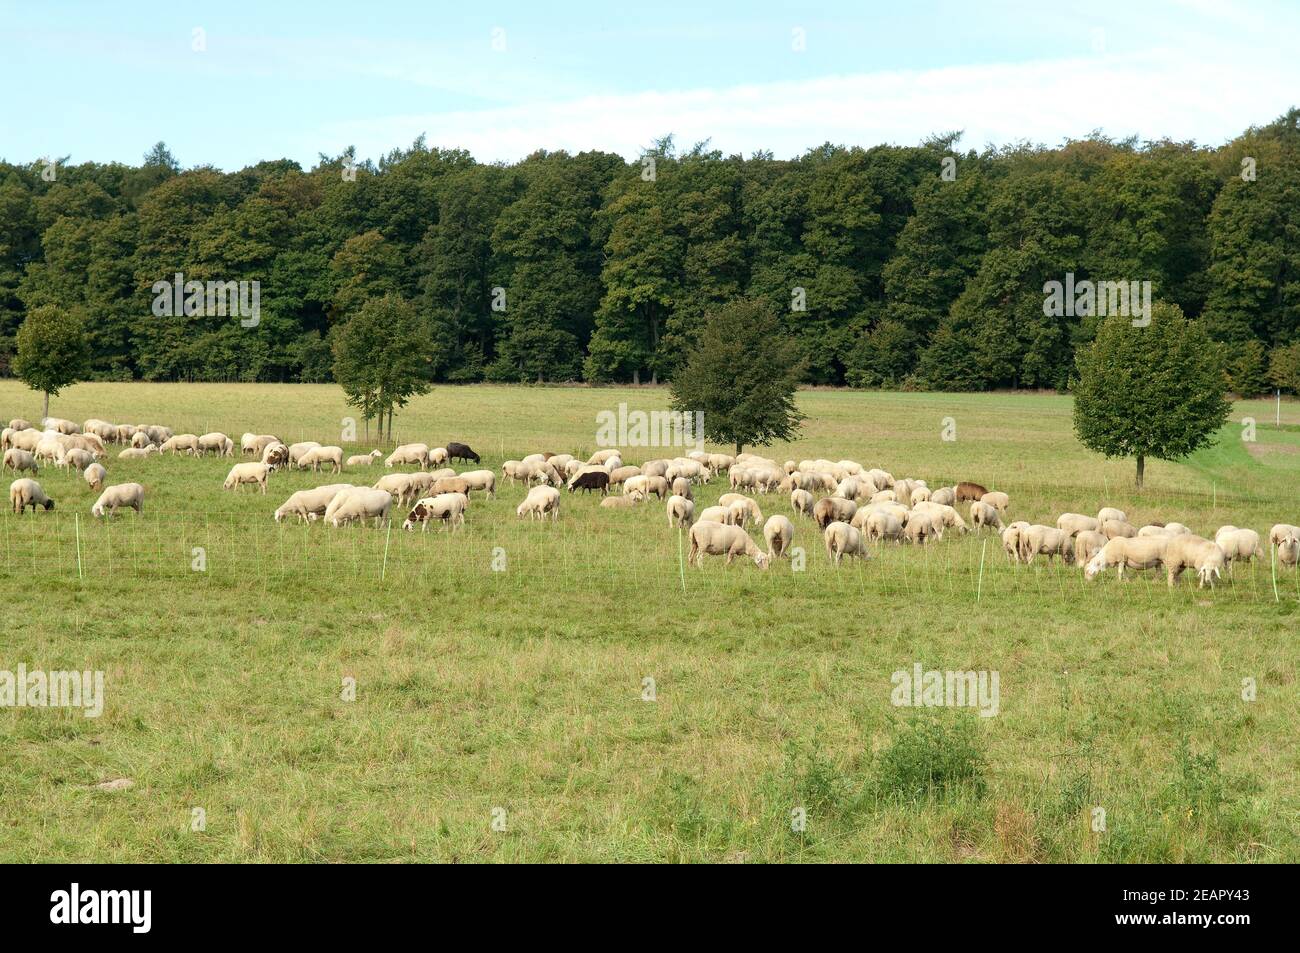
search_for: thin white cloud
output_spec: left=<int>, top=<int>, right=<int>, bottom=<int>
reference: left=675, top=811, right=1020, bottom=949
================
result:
left=316, top=47, right=1300, bottom=163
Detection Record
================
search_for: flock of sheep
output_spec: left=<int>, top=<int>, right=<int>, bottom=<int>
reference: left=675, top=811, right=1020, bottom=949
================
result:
left=4, top=416, right=1297, bottom=589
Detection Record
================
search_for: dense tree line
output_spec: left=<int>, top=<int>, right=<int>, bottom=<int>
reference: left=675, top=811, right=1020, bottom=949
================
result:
left=3, top=112, right=1300, bottom=394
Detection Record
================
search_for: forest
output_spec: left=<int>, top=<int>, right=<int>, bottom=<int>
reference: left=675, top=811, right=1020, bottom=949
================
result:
left=2, top=109, right=1299, bottom=394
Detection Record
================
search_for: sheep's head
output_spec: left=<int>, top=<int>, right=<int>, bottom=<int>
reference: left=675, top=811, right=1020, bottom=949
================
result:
left=1083, top=552, right=1106, bottom=580
left=91, top=504, right=104, bottom=518
left=753, top=551, right=770, bottom=569
left=43, top=499, right=54, bottom=511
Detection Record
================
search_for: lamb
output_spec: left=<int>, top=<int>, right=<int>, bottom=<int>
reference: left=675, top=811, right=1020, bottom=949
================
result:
left=1020, top=525, right=1074, bottom=564
left=1097, top=507, right=1127, bottom=524
left=979, top=491, right=1010, bottom=514
left=1073, top=530, right=1108, bottom=566
left=198, top=432, right=235, bottom=457
left=161, top=434, right=200, bottom=455
left=83, top=462, right=107, bottom=492
left=3, top=448, right=37, bottom=475
left=516, top=486, right=560, bottom=522
left=324, top=487, right=393, bottom=528
left=790, top=488, right=814, bottom=518
left=1084, top=536, right=1169, bottom=581
left=813, top=497, right=857, bottom=530
left=1056, top=513, right=1101, bottom=537
left=763, top=515, right=794, bottom=559
left=287, top=441, right=321, bottom=466
left=824, top=521, right=869, bottom=566
left=458, top=469, right=496, bottom=498
left=954, top=481, right=988, bottom=502
left=1102, top=519, right=1137, bottom=539
left=687, top=521, right=769, bottom=568
left=385, top=443, right=430, bottom=468
left=446, top=442, right=480, bottom=464
left=969, top=500, right=1002, bottom=532
left=865, top=510, right=904, bottom=543
left=118, top=445, right=158, bottom=460
left=273, top=484, right=354, bottom=523
left=718, top=494, right=762, bottom=527
left=1163, top=535, right=1226, bottom=589
left=61, top=448, right=95, bottom=472
left=91, top=483, right=144, bottom=519
left=666, top=495, right=695, bottom=528
left=224, top=462, right=276, bottom=494
left=1001, top=521, right=1032, bottom=563
left=297, top=446, right=343, bottom=474
left=9, top=478, right=54, bottom=513
left=346, top=450, right=383, bottom=467
left=406, top=492, right=469, bottom=531
left=1214, top=527, right=1263, bottom=569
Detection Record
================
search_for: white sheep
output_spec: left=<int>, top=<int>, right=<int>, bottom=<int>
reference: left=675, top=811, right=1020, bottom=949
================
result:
left=687, top=521, right=769, bottom=568
left=666, top=494, right=695, bottom=528
left=224, top=462, right=276, bottom=494
left=1102, top=519, right=1137, bottom=539
left=118, top=445, right=158, bottom=460
left=458, top=469, right=496, bottom=498
left=1084, top=536, right=1169, bottom=581
left=1214, top=527, right=1263, bottom=570
left=83, top=462, right=107, bottom=492
left=824, top=521, right=869, bottom=565
left=516, top=485, right=560, bottom=522
left=161, top=434, right=200, bottom=455
left=1056, top=513, right=1100, bottom=537
left=1269, top=524, right=1300, bottom=547
left=406, top=492, right=469, bottom=531
left=91, top=483, right=144, bottom=518
left=298, top=445, right=343, bottom=474
left=3, top=448, right=38, bottom=475
left=1073, top=530, right=1108, bottom=566
left=1163, top=535, right=1226, bottom=588
left=346, top=450, right=383, bottom=467
left=1097, top=507, right=1127, bottom=524
left=1001, top=521, right=1032, bottom=563
left=969, top=499, right=1002, bottom=532
left=1020, top=525, right=1074, bottom=564
left=324, top=487, right=392, bottom=528
left=929, top=486, right=957, bottom=507
left=287, top=441, right=321, bottom=466
left=273, top=484, right=354, bottom=523
left=980, top=491, right=1010, bottom=514
left=763, top=514, right=794, bottom=559
left=385, top=443, right=430, bottom=468
left=198, top=432, right=234, bottom=456
left=9, top=478, right=54, bottom=513
left=1278, top=534, right=1299, bottom=569
left=373, top=473, right=420, bottom=506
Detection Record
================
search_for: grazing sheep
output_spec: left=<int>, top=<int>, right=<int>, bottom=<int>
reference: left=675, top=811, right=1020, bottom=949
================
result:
left=428, top=447, right=450, bottom=467
left=718, top=494, right=762, bottom=527
left=1137, top=524, right=1178, bottom=538
left=516, top=486, right=560, bottom=522
left=698, top=505, right=731, bottom=524
left=273, top=484, right=355, bottom=523
left=865, top=510, right=904, bottom=543
left=224, top=462, right=276, bottom=494
left=980, top=491, right=1010, bottom=514
left=42, top=417, right=79, bottom=435
left=1214, top=527, right=1263, bottom=569
left=374, top=473, right=420, bottom=507
left=287, top=441, right=321, bottom=466
left=834, top=477, right=861, bottom=501
left=707, top=454, right=735, bottom=473
left=568, top=470, right=610, bottom=495
left=1056, top=513, right=1101, bottom=537
left=1020, top=525, right=1074, bottom=564
left=297, top=445, right=343, bottom=474
left=607, top=465, right=641, bottom=487
left=869, top=490, right=897, bottom=504
left=790, top=488, right=814, bottom=518
left=1073, top=530, right=1108, bottom=566
left=431, top=477, right=471, bottom=498
left=600, top=494, right=643, bottom=509
left=1084, top=537, right=1169, bottom=581
left=970, top=499, right=1002, bottom=532
left=346, top=450, right=383, bottom=467
left=9, top=478, right=54, bottom=513
left=91, top=482, right=144, bottom=519
left=813, top=497, right=857, bottom=530
left=83, top=462, right=107, bottom=492
left=763, top=515, right=794, bottom=559
left=914, top=502, right=969, bottom=535
left=0, top=428, right=13, bottom=451
left=385, top=443, right=430, bottom=468
left=587, top=449, right=621, bottom=466
left=242, top=433, right=281, bottom=456
left=641, top=459, right=669, bottom=479
left=929, top=486, right=956, bottom=507
left=1163, top=535, right=1226, bottom=589
left=262, top=442, right=290, bottom=466
left=904, top=511, right=941, bottom=545
left=1001, top=521, right=1032, bottom=563
left=909, top=486, right=931, bottom=506
left=324, top=487, right=392, bottom=528
left=130, top=430, right=152, bottom=449
left=198, top=432, right=234, bottom=457
left=161, top=434, right=200, bottom=455
left=3, top=448, right=37, bottom=475
left=955, top=481, right=988, bottom=502
left=1268, top=524, right=1300, bottom=548
left=1097, top=507, right=1127, bottom=524
left=1277, top=534, right=1299, bottom=569
left=865, top=469, right=893, bottom=491
left=458, top=469, right=496, bottom=498
left=8, top=418, right=32, bottom=433
left=33, top=438, right=62, bottom=466
left=61, top=448, right=94, bottom=472
left=406, top=492, right=469, bottom=531
left=9, top=429, right=41, bottom=452
left=687, top=521, right=769, bottom=569
left=824, top=521, right=869, bottom=565
left=118, top=445, right=158, bottom=461
left=446, top=442, right=480, bottom=464
left=666, top=495, right=695, bottom=528
left=1102, top=519, right=1137, bottom=539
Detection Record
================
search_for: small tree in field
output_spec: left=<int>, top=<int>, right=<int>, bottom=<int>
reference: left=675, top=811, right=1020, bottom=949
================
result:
left=669, top=298, right=806, bottom=455
left=332, top=294, right=436, bottom=440
left=13, top=305, right=91, bottom=420
left=1073, top=302, right=1230, bottom=487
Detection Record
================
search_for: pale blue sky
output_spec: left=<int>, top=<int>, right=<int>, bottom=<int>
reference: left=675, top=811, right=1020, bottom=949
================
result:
left=2, top=0, right=1295, bottom=170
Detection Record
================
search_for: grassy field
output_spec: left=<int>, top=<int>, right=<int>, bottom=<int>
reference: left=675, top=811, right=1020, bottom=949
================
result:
left=1, top=380, right=1297, bottom=863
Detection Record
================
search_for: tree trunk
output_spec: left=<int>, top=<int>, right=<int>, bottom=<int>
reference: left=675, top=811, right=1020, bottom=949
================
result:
left=632, top=368, right=640, bottom=386
left=43, top=391, right=49, bottom=420
left=1135, top=454, right=1145, bottom=488
left=735, top=441, right=743, bottom=457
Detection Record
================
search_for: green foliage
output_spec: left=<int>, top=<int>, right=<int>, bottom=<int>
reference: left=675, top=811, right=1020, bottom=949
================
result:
left=1268, top=341, right=1300, bottom=392
left=668, top=298, right=806, bottom=453
left=1073, top=301, right=1232, bottom=484
left=331, top=293, right=435, bottom=435
left=13, top=303, right=91, bottom=406
left=874, top=717, right=986, bottom=804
